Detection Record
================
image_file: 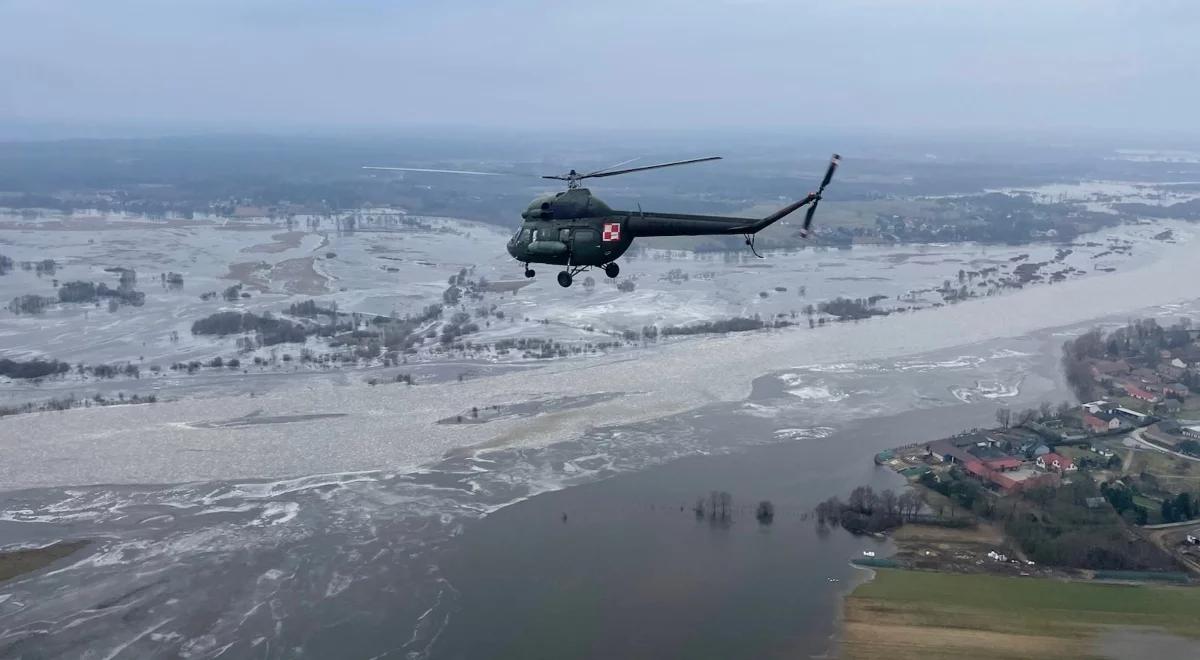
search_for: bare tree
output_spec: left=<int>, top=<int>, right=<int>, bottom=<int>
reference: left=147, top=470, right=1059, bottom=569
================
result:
left=898, top=491, right=923, bottom=520
left=848, top=486, right=875, bottom=514
left=880, top=489, right=899, bottom=518
left=995, top=407, right=1012, bottom=429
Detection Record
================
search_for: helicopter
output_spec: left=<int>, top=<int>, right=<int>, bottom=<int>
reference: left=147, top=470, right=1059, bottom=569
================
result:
left=363, top=153, right=839, bottom=288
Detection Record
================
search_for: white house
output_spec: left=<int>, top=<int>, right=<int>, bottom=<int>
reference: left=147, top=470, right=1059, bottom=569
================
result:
left=1037, top=452, right=1077, bottom=472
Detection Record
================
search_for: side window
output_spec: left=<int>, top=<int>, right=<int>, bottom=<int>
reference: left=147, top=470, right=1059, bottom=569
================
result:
left=521, top=228, right=532, bottom=242
left=559, top=228, right=571, bottom=242
left=574, top=229, right=596, bottom=243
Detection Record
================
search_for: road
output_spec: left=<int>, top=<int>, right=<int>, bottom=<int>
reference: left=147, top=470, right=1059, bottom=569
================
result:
left=1128, top=426, right=1200, bottom=463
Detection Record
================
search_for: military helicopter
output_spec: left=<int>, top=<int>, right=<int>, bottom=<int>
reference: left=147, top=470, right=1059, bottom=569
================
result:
left=363, top=153, right=839, bottom=287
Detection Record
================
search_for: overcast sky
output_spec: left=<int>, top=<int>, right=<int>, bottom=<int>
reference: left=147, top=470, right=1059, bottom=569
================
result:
left=2, top=0, right=1198, bottom=136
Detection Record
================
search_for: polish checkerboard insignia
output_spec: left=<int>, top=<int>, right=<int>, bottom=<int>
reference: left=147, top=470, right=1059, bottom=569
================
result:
left=602, top=222, right=621, bottom=242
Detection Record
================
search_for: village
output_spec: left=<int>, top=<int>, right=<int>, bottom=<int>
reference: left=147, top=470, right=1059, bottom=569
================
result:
left=872, top=317, right=1200, bottom=582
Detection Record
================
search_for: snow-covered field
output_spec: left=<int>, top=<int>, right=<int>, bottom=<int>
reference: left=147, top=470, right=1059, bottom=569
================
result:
left=1, top=217, right=1198, bottom=489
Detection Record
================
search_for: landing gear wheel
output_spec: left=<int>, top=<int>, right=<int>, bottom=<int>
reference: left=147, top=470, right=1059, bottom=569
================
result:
left=524, top=268, right=536, bottom=278
left=604, top=263, right=620, bottom=278
left=557, top=271, right=573, bottom=288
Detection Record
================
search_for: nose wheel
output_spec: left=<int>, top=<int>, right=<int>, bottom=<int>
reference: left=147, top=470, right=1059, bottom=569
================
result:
left=524, top=268, right=536, bottom=278
left=603, top=263, right=620, bottom=278
left=557, top=271, right=573, bottom=288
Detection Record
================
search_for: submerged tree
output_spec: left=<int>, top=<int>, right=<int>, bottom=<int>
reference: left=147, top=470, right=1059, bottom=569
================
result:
left=755, top=500, right=775, bottom=525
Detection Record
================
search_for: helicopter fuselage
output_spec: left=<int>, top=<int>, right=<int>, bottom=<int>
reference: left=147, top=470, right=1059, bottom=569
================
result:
left=506, top=187, right=776, bottom=269
left=506, top=189, right=631, bottom=268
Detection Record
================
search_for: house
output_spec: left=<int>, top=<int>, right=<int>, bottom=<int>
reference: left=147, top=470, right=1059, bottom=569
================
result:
left=1037, top=452, right=1077, bottom=472
left=928, top=439, right=974, bottom=464
left=1157, top=364, right=1185, bottom=381
left=1095, top=409, right=1124, bottom=426
left=1092, top=360, right=1131, bottom=378
left=1082, top=400, right=1111, bottom=414
left=1083, top=413, right=1113, bottom=433
left=1083, top=409, right=1122, bottom=433
left=1114, top=407, right=1147, bottom=423
left=1171, top=357, right=1188, bottom=369
left=964, top=460, right=1022, bottom=494
left=1164, top=382, right=1190, bottom=398
left=1122, top=382, right=1160, bottom=403
left=1159, top=399, right=1183, bottom=415
left=984, top=457, right=1022, bottom=472
left=1131, top=367, right=1160, bottom=383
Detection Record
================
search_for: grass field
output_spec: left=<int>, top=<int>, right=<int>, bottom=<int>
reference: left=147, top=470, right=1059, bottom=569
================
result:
left=1129, top=451, right=1200, bottom=493
left=841, top=569, right=1200, bottom=659
left=1057, top=445, right=1103, bottom=463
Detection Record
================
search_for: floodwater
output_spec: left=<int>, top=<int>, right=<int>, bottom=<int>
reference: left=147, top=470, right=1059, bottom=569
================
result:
left=2, top=212, right=1200, bottom=656
left=433, top=394, right=1025, bottom=660
left=0, top=318, right=1127, bottom=659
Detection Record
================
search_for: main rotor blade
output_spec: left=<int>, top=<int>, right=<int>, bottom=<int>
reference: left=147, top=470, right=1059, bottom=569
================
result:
left=583, top=156, right=642, bottom=177
left=362, top=166, right=507, bottom=176
left=581, top=156, right=722, bottom=180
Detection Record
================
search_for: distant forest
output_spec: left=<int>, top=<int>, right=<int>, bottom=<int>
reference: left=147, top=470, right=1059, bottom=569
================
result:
left=4, top=134, right=1197, bottom=229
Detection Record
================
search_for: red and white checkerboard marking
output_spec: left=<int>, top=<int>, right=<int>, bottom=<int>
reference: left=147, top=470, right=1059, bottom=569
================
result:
left=602, top=222, right=621, bottom=242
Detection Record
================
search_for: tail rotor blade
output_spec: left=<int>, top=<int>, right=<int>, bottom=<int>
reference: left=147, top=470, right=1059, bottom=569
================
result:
left=802, top=201, right=819, bottom=235
left=819, top=154, right=840, bottom=191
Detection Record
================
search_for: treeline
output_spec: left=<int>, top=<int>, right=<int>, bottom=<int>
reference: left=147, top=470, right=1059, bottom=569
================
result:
left=661, top=317, right=767, bottom=336
left=286, top=299, right=336, bottom=318
left=7, top=294, right=56, bottom=315
left=58, top=280, right=145, bottom=307
left=919, top=469, right=990, bottom=517
left=0, top=358, right=145, bottom=381
left=191, top=311, right=310, bottom=345
left=0, top=358, right=71, bottom=379
left=817, top=296, right=888, bottom=321
left=0, top=392, right=158, bottom=419
left=815, top=485, right=925, bottom=534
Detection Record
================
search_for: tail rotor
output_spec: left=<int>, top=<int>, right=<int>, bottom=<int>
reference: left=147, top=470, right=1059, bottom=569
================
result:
left=800, top=154, right=840, bottom=237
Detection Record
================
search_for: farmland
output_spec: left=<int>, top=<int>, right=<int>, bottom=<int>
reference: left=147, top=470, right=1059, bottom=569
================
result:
left=842, top=568, right=1200, bottom=659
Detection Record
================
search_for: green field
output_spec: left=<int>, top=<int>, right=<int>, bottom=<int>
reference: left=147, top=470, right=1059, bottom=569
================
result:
left=842, top=569, right=1200, bottom=659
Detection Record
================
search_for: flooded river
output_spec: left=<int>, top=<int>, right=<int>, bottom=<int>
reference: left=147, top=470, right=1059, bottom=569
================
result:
left=2, top=219, right=1200, bottom=657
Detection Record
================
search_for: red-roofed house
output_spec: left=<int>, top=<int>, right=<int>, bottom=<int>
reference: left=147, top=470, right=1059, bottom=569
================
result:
left=1122, top=383, right=1160, bottom=403
left=964, top=460, right=1056, bottom=494
left=983, top=457, right=1022, bottom=472
left=1037, top=452, right=1077, bottom=473
left=1082, top=412, right=1117, bottom=434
